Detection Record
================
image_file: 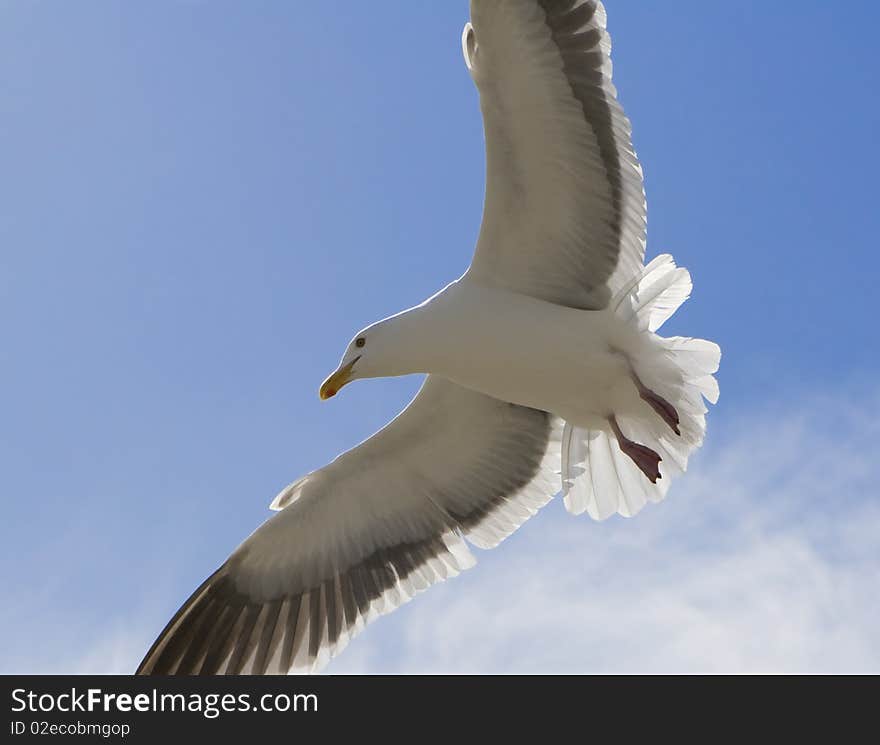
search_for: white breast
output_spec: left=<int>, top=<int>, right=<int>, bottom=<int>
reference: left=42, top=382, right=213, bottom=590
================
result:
left=426, top=279, right=634, bottom=425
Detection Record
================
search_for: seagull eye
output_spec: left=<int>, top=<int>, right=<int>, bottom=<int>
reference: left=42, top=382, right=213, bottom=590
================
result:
left=355, top=337, right=366, bottom=348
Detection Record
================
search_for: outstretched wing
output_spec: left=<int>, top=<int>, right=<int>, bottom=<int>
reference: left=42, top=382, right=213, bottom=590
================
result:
left=137, top=377, right=561, bottom=675
left=464, top=0, right=646, bottom=310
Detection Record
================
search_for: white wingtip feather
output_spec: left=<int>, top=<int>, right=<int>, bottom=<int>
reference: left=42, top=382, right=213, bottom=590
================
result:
left=269, top=474, right=310, bottom=511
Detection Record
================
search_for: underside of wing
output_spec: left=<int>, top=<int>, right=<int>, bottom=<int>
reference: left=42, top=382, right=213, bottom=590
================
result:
left=465, top=0, right=646, bottom=309
left=137, top=377, right=561, bottom=675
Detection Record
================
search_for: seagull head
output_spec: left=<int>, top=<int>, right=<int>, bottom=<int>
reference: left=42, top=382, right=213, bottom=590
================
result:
left=319, top=314, right=420, bottom=400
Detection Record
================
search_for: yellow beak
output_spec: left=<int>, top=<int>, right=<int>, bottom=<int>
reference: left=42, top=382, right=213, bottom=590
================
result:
left=319, top=356, right=360, bottom=400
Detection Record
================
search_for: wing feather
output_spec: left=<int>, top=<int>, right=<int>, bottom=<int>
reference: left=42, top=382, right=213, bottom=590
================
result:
left=137, top=378, right=561, bottom=675
left=465, top=0, right=646, bottom=309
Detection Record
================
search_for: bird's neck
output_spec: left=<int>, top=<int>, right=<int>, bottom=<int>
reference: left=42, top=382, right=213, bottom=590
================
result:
left=378, top=306, right=438, bottom=377
left=374, top=284, right=457, bottom=377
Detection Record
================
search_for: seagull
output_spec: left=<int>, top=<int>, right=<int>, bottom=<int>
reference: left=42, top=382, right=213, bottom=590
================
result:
left=137, top=0, right=720, bottom=676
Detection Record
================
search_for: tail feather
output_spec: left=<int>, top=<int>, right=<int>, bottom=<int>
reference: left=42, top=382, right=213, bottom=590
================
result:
left=562, top=255, right=719, bottom=521
left=613, top=254, right=693, bottom=332
left=562, top=424, right=670, bottom=520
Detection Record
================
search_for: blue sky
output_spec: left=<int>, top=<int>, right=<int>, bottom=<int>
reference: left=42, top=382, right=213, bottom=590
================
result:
left=1, top=1, right=878, bottom=673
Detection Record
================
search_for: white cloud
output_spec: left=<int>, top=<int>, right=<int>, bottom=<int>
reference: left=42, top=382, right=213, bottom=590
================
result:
left=328, top=385, right=880, bottom=674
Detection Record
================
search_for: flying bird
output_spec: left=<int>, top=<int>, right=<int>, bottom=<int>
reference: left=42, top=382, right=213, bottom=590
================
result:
left=138, top=0, right=720, bottom=675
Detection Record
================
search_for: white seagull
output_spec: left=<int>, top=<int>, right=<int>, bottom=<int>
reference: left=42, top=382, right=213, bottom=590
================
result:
left=138, top=0, right=720, bottom=675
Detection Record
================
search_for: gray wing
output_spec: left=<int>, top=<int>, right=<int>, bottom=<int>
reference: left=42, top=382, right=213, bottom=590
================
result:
left=137, top=377, right=561, bottom=675
left=465, top=0, right=646, bottom=310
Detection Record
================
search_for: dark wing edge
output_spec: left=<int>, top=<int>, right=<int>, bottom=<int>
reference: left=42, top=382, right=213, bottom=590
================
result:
left=136, top=532, right=471, bottom=676
left=539, top=0, right=647, bottom=299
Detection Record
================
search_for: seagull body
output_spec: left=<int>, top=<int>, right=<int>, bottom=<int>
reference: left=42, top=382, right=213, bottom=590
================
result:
left=339, top=280, right=645, bottom=430
left=138, top=0, right=720, bottom=676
